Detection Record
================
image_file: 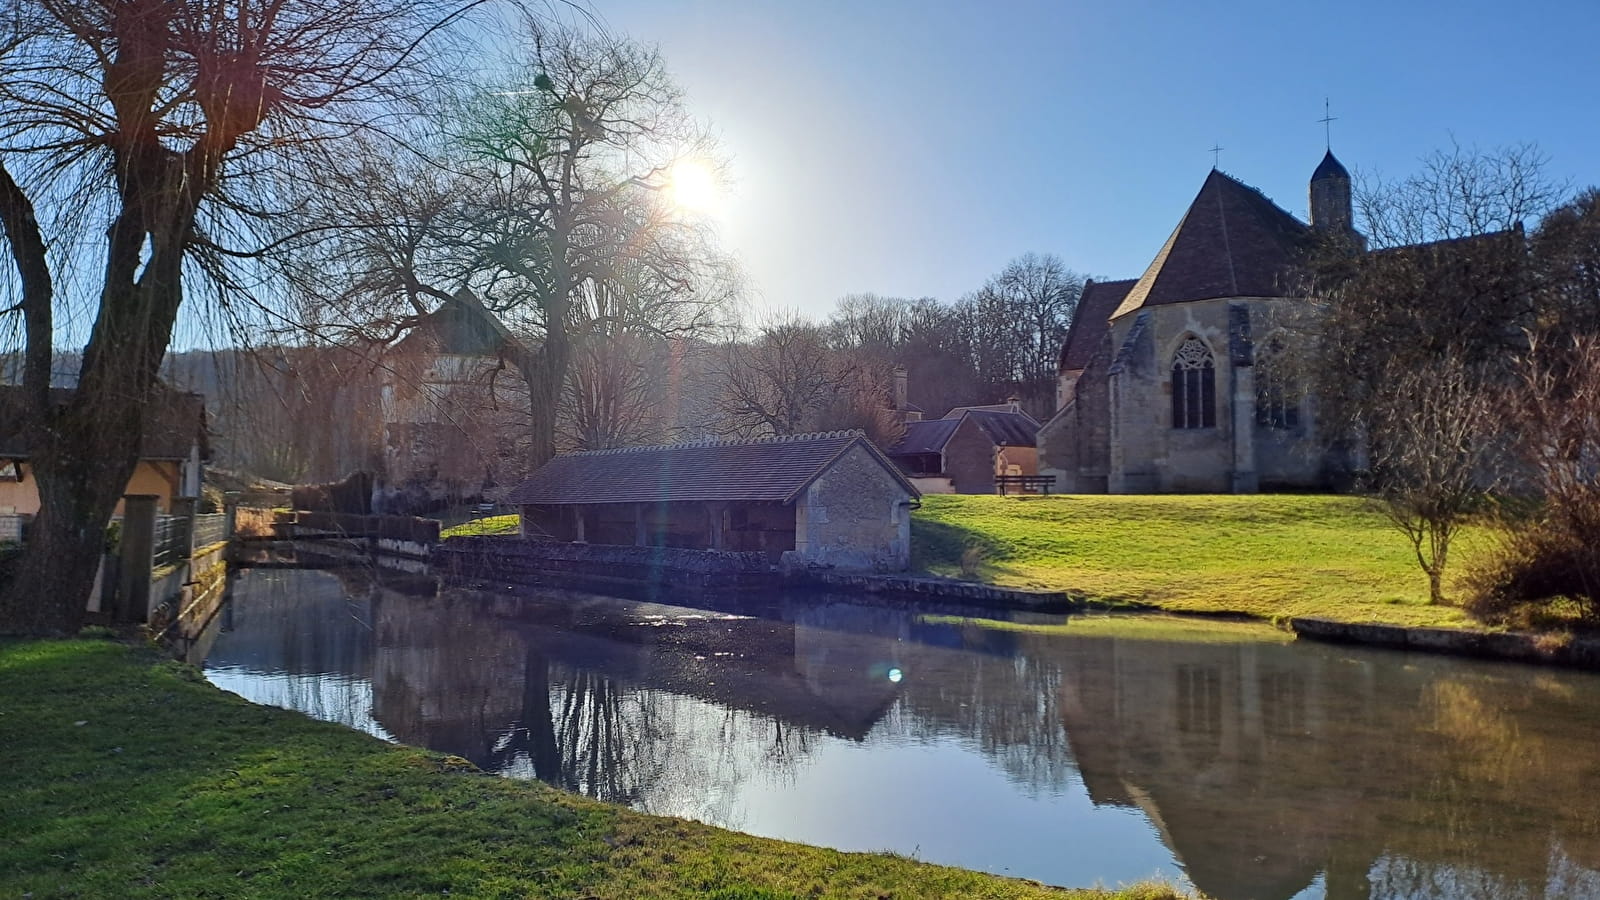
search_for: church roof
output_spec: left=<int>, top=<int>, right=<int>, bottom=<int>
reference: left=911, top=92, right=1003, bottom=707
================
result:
left=1059, top=278, right=1137, bottom=372
left=506, top=430, right=918, bottom=506
left=1311, top=149, right=1350, bottom=181
left=1110, top=169, right=1313, bottom=320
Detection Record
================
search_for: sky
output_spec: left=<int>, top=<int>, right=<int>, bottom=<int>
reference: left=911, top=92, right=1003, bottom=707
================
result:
left=577, top=0, right=1600, bottom=320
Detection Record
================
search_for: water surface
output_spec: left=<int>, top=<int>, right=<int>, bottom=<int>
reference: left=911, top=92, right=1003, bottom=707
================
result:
left=201, top=567, right=1600, bottom=900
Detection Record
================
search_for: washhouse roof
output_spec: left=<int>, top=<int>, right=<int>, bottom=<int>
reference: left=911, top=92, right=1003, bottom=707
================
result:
left=507, top=430, right=919, bottom=506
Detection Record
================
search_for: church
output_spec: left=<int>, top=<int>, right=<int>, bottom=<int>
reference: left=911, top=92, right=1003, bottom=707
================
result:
left=1038, top=151, right=1362, bottom=493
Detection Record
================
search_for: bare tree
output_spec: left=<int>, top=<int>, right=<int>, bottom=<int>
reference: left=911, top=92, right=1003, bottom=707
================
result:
left=712, top=316, right=855, bottom=438
left=1366, top=357, right=1501, bottom=604
left=954, top=253, right=1082, bottom=417
left=0, top=0, right=478, bottom=634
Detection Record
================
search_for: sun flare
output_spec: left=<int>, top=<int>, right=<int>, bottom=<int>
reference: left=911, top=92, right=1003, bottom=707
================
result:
left=666, top=157, right=723, bottom=217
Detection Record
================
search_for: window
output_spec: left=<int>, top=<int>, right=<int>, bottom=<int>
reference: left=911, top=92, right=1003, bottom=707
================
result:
left=1171, top=337, right=1216, bottom=429
left=1255, top=337, right=1301, bottom=430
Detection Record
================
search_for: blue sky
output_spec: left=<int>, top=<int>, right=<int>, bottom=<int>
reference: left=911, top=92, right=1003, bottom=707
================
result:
left=584, top=0, right=1600, bottom=318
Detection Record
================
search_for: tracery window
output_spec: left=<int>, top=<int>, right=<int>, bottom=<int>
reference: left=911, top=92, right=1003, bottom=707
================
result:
left=1171, top=337, right=1216, bottom=429
left=1255, top=337, right=1301, bottom=430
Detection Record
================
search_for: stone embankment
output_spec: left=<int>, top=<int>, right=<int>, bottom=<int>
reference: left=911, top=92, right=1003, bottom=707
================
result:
left=1292, top=617, right=1600, bottom=670
left=433, top=536, right=778, bottom=595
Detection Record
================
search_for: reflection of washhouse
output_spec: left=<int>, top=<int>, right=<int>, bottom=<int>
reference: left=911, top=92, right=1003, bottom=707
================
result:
left=1054, top=635, right=1600, bottom=900
left=366, top=587, right=909, bottom=817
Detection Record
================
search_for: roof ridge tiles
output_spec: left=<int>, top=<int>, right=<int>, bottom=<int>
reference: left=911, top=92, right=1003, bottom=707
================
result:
left=558, top=429, right=864, bottom=458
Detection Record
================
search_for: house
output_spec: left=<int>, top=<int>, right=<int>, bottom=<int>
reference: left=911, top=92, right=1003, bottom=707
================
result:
left=885, top=401, right=1041, bottom=494
left=506, top=430, right=919, bottom=572
left=1040, top=151, right=1365, bottom=493
left=0, top=386, right=209, bottom=516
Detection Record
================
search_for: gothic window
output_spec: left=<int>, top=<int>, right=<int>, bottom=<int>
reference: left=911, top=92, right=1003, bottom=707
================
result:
left=1255, top=337, right=1301, bottom=430
left=1171, top=337, right=1216, bottom=429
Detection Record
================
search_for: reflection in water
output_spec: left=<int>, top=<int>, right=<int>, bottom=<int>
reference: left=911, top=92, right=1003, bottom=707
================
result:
left=203, top=567, right=1600, bottom=900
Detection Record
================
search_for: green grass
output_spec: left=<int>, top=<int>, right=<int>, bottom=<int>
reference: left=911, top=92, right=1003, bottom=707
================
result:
left=440, top=514, right=520, bottom=538
left=0, top=636, right=1193, bottom=900
left=912, top=494, right=1488, bottom=628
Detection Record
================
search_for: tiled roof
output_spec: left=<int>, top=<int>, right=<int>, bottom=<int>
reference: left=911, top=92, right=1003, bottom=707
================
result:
left=0, top=386, right=208, bottom=461
left=1059, top=279, right=1137, bottom=372
left=506, top=430, right=918, bottom=505
left=1111, top=170, right=1312, bottom=320
left=886, top=418, right=961, bottom=456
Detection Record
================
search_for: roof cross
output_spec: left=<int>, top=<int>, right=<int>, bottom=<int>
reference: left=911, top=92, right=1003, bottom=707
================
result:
left=1209, top=143, right=1224, bottom=168
left=1319, top=98, right=1338, bottom=150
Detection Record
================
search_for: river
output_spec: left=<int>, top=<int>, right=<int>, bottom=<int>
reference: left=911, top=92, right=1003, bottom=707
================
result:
left=197, top=566, right=1600, bottom=900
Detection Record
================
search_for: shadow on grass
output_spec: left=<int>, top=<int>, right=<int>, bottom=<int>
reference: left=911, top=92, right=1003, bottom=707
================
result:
left=909, top=517, right=1012, bottom=576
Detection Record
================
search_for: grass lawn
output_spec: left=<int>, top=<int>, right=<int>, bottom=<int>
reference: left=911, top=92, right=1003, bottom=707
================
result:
left=0, top=636, right=1191, bottom=900
left=441, top=514, right=520, bottom=538
left=912, top=494, right=1487, bottom=628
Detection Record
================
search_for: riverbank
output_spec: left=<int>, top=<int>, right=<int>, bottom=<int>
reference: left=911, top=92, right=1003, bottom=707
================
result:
left=0, top=636, right=1191, bottom=900
left=912, top=494, right=1483, bottom=628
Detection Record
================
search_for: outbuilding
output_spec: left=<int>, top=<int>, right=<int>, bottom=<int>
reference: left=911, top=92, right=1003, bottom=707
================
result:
left=506, top=430, right=920, bottom=572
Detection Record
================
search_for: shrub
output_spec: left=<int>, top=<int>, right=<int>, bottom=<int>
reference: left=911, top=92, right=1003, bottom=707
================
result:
left=1465, top=516, right=1600, bottom=628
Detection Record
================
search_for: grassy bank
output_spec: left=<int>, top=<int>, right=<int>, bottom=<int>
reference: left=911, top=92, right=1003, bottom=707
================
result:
left=0, top=637, right=1189, bottom=900
left=913, top=494, right=1484, bottom=628
left=441, top=514, right=520, bottom=538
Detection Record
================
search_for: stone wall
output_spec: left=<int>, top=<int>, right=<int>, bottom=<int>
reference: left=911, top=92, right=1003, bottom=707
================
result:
left=793, top=443, right=913, bottom=572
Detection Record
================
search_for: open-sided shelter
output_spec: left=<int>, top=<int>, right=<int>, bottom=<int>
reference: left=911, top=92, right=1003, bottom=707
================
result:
left=506, top=430, right=920, bottom=572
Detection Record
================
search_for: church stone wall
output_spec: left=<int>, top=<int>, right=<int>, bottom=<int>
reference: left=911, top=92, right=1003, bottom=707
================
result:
left=1104, top=297, right=1325, bottom=494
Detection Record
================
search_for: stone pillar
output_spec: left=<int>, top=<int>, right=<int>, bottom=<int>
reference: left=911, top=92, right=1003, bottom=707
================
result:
left=634, top=504, right=647, bottom=547
left=573, top=506, right=586, bottom=543
left=1230, top=364, right=1258, bottom=493
left=115, top=495, right=159, bottom=624
left=170, top=496, right=198, bottom=557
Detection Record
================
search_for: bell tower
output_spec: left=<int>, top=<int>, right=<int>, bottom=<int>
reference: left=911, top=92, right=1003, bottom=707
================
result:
left=1309, top=149, right=1353, bottom=233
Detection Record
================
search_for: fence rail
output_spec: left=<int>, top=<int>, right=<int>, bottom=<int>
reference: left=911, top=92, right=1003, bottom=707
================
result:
left=152, top=514, right=192, bottom=570
left=191, top=513, right=228, bottom=550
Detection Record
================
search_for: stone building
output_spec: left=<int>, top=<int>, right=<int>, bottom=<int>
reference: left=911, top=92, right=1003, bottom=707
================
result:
left=380, top=291, right=530, bottom=510
left=1040, top=152, right=1362, bottom=493
left=507, top=430, right=919, bottom=571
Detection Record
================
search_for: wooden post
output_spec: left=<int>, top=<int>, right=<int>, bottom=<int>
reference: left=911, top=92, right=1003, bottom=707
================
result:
left=115, top=495, right=159, bottom=624
left=706, top=503, right=726, bottom=550
left=634, top=504, right=647, bottom=547
left=574, top=506, right=586, bottom=542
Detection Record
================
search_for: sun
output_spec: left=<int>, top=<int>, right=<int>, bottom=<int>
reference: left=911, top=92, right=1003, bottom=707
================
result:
left=665, top=157, right=723, bottom=218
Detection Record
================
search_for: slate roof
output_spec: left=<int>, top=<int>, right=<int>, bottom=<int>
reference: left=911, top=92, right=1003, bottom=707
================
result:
left=963, top=409, right=1039, bottom=448
left=506, top=430, right=919, bottom=506
left=1059, top=278, right=1137, bottom=372
left=886, top=418, right=961, bottom=456
left=394, top=291, right=513, bottom=359
left=1111, top=169, right=1313, bottom=320
left=886, top=408, right=1039, bottom=456
left=1311, top=149, right=1350, bottom=182
left=0, top=386, right=208, bottom=460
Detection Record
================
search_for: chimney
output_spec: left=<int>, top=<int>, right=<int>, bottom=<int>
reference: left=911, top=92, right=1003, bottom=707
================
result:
left=893, top=365, right=908, bottom=410
left=1006, top=395, right=1021, bottom=413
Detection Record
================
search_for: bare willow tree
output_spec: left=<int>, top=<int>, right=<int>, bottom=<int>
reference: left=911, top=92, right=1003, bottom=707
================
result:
left=0, top=0, right=479, bottom=634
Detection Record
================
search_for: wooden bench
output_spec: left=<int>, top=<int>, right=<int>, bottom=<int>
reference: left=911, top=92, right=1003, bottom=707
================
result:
left=995, top=475, right=1055, bottom=496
